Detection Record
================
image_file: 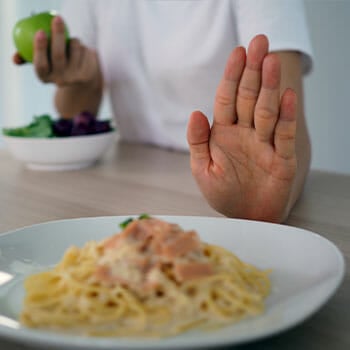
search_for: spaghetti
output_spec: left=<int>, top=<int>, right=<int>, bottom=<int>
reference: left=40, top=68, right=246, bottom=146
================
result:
left=20, top=217, right=270, bottom=337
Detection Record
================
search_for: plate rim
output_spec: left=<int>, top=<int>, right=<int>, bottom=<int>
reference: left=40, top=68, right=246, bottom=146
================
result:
left=0, top=215, right=346, bottom=349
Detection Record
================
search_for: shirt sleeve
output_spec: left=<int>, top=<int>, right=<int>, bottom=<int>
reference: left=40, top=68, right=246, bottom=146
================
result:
left=60, top=0, right=97, bottom=49
left=232, top=0, right=313, bottom=74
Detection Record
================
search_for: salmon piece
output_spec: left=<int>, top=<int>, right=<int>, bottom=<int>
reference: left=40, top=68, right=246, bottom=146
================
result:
left=161, top=231, right=201, bottom=258
left=103, top=234, right=123, bottom=250
left=124, top=220, right=153, bottom=242
left=103, top=219, right=176, bottom=251
left=95, top=218, right=214, bottom=292
left=174, top=262, right=214, bottom=282
left=102, top=220, right=154, bottom=250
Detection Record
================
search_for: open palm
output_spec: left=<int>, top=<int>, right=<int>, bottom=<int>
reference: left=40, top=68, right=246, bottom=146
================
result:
left=187, top=35, right=297, bottom=223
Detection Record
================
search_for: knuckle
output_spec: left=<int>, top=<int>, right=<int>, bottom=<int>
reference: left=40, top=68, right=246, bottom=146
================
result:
left=256, top=107, right=277, bottom=121
left=52, top=51, right=66, bottom=62
left=53, top=77, right=67, bottom=87
left=51, top=72, right=65, bottom=85
left=69, top=48, right=82, bottom=65
left=62, top=74, right=75, bottom=85
left=37, top=72, right=51, bottom=83
left=276, top=150, right=296, bottom=162
left=238, top=85, right=259, bottom=101
left=215, top=92, right=234, bottom=107
left=69, top=38, right=81, bottom=49
left=35, top=63, right=49, bottom=76
left=275, top=131, right=295, bottom=142
left=75, top=73, right=85, bottom=83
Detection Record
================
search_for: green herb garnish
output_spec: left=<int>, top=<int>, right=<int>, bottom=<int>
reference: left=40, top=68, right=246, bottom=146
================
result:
left=138, top=213, right=151, bottom=220
left=119, top=214, right=151, bottom=229
left=119, top=218, right=134, bottom=229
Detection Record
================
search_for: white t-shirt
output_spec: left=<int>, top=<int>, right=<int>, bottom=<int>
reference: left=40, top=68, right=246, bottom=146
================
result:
left=62, top=0, right=313, bottom=150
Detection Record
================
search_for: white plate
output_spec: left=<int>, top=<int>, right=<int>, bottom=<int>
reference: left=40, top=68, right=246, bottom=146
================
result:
left=0, top=216, right=345, bottom=349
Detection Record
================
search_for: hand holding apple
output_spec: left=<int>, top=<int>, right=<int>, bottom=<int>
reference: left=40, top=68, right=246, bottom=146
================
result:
left=12, top=12, right=102, bottom=89
left=13, top=11, right=69, bottom=62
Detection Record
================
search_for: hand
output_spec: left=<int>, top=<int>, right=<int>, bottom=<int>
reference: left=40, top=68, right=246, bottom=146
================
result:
left=187, top=35, right=297, bottom=223
left=13, top=16, right=100, bottom=88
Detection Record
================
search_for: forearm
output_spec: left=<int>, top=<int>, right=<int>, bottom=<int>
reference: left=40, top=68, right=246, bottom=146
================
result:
left=276, top=51, right=311, bottom=220
left=54, top=75, right=103, bottom=118
left=285, top=112, right=311, bottom=218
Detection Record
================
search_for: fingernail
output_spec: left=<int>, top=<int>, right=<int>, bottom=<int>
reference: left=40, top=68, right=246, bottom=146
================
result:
left=53, top=16, right=63, bottom=25
left=35, top=30, right=46, bottom=40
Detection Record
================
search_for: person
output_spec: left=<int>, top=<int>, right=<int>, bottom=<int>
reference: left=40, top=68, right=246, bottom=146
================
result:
left=13, top=0, right=313, bottom=223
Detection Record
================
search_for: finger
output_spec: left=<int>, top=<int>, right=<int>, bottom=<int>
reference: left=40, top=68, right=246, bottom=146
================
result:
left=33, top=30, right=51, bottom=82
left=236, top=34, right=269, bottom=128
left=51, top=16, right=67, bottom=76
left=274, top=88, right=297, bottom=159
left=66, top=39, right=83, bottom=79
left=13, top=52, right=26, bottom=65
left=254, top=53, right=281, bottom=142
left=67, top=39, right=82, bottom=66
left=213, top=46, right=246, bottom=125
left=187, top=110, right=211, bottom=174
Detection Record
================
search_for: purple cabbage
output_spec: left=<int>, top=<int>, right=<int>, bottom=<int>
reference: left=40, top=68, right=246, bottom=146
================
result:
left=53, top=111, right=112, bottom=137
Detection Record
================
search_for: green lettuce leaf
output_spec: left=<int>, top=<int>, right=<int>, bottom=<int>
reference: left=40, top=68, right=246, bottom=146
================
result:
left=2, top=114, right=54, bottom=138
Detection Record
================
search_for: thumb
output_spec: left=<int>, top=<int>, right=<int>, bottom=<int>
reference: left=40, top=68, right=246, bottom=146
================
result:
left=187, top=110, right=211, bottom=173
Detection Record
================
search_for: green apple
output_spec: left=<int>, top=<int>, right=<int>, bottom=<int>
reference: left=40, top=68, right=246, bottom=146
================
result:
left=13, top=11, right=69, bottom=63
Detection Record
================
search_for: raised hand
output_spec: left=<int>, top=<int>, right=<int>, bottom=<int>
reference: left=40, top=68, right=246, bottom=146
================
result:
left=187, top=35, right=298, bottom=223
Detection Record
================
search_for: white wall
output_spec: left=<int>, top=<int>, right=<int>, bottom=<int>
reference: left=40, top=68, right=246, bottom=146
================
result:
left=0, top=0, right=349, bottom=174
left=0, top=0, right=61, bottom=129
left=304, top=0, right=350, bottom=174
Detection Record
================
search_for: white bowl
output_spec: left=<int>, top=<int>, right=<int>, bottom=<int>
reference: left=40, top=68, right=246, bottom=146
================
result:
left=2, top=131, right=117, bottom=171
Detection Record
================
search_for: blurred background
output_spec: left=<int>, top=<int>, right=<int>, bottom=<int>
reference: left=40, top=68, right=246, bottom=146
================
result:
left=0, top=0, right=349, bottom=174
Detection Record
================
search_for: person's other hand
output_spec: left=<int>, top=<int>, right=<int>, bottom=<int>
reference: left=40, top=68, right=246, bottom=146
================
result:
left=187, top=35, right=297, bottom=223
left=12, top=16, right=100, bottom=87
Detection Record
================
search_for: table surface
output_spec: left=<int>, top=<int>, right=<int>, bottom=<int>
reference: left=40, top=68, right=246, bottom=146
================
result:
left=0, top=141, right=349, bottom=350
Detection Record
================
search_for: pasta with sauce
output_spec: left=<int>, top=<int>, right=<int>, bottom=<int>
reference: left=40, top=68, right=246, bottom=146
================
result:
left=20, top=217, right=271, bottom=337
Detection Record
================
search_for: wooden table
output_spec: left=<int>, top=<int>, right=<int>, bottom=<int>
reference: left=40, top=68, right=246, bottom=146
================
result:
left=0, top=141, right=349, bottom=350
